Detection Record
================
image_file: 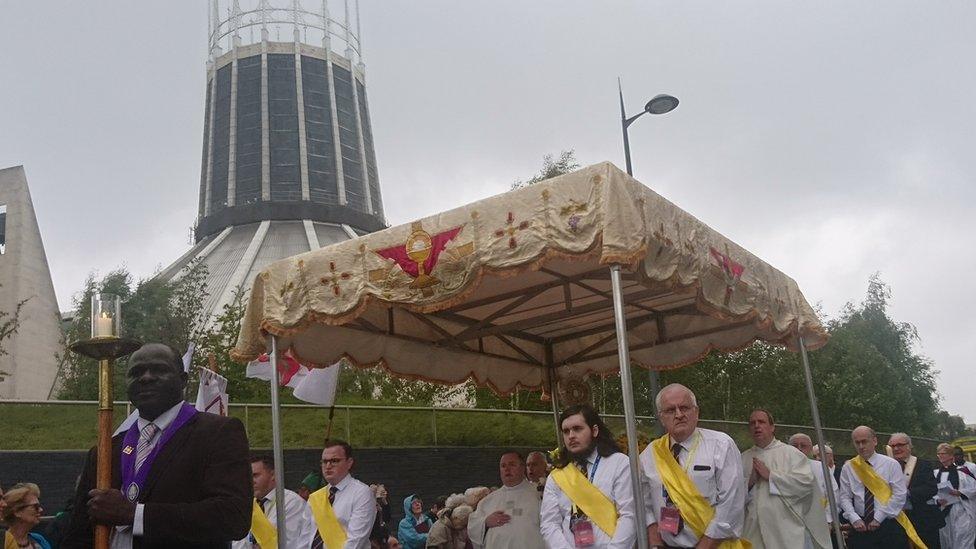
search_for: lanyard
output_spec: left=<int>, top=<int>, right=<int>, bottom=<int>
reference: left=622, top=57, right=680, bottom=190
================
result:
left=587, top=455, right=602, bottom=482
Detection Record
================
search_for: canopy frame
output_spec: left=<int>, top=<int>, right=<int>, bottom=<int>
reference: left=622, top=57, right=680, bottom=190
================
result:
left=233, top=162, right=834, bottom=549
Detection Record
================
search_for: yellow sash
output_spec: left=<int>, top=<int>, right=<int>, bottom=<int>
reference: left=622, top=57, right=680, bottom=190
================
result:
left=308, top=487, right=348, bottom=549
left=550, top=461, right=618, bottom=537
left=849, top=456, right=927, bottom=549
left=250, top=499, right=278, bottom=548
left=651, top=436, right=751, bottom=549
left=4, top=532, right=19, bottom=549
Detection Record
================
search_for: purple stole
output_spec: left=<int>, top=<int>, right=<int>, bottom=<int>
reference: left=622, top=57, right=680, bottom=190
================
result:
left=120, top=403, right=198, bottom=502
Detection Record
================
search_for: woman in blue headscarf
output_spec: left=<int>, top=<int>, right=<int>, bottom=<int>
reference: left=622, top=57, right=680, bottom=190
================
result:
left=397, top=494, right=433, bottom=549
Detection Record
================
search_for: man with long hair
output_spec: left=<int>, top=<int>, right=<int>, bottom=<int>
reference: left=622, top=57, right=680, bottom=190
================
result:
left=540, top=404, right=638, bottom=548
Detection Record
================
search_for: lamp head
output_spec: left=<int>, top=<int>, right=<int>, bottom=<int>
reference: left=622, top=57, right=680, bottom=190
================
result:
left=645, top=94, right=679, bottom=115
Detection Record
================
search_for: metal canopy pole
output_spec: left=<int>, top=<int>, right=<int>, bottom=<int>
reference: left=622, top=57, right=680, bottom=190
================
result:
left=545, top=341, right=561, bottom=444
left=798, top=335, right=845, bottom=549
left=610, top=265, right=650, bottom=549
left=269, top=335, right=288, bottom=549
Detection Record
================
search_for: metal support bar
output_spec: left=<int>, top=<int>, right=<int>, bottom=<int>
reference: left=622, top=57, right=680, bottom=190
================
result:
left=610, top=265, right=650, bottom=549
left=545, top=342, right=560, bottom=444
left=799, top=335, right=846, bottom=549
left=269, top=336, right=288, bottom=549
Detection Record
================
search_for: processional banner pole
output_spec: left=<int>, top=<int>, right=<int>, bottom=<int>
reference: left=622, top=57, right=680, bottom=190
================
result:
left=609, top=265, right=650, bottom=549
left=68, top=293, right=141, bottom=549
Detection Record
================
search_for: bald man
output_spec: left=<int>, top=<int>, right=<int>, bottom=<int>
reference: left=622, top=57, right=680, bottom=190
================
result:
left=838, top=426, right=912, bottom=548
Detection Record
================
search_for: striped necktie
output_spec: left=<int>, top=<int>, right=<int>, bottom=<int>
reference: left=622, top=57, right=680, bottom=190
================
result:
left=666, top=442, right=685, bottom=533
left=862, top=461, right=875, bottom=521
left=134, top=422, right=160, bottom=473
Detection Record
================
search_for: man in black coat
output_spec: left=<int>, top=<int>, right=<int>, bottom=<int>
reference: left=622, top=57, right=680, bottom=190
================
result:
left=888, top=433, right=943, bottom=549
left=62, top=343, right=252, bottom=549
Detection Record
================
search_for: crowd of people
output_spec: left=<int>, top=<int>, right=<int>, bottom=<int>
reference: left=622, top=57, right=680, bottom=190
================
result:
left=4, top=342, right=976, bottom=548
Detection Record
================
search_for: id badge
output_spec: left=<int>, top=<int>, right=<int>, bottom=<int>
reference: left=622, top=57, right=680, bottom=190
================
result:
left=571, top=516, right=595, bottom=547
left=660, top=506, right=682, bottom=535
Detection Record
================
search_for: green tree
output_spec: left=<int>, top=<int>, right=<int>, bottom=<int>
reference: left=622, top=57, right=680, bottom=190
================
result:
left=190, top=285, right=270, bottom=402
left=653, top=275, right=946, bottom=436
left=56, top=263, right=209, bottom=400
left=511, top=150, right=581, bottom=190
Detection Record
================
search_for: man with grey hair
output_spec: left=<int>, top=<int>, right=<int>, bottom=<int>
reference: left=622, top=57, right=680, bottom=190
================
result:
left=887, top=432, right=942, bottom=549
left=639, top=383, right=746, bottom=548
left=789, top=432, right=839, bottom=548
left=525, top=451, right=548, bottom=497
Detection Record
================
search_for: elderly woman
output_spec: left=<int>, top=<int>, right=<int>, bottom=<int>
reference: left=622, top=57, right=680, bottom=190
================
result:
left=425, top=502, right=473, bottom=549
left=2, top=483, right=51, bottom=549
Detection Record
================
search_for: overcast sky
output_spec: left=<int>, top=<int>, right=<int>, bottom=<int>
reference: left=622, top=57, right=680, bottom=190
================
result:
left=2, top=1, right=974, bottom=421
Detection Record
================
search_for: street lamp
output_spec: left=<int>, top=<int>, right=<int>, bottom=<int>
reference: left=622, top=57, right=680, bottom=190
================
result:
left=619, top=79, right=678, bottom=176
left=617, top=78, right=678, bottom=434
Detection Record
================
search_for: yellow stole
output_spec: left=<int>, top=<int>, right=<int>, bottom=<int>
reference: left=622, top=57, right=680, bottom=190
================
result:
left=549, top=459, right=618, bottom=537
left=650, top=436, right=751, bottom=549
left=308, top=487, right=348, bottom=549
left=4, top=532, right=19, bottom=549
left=849, top=456, right=927, bottom=549
left=250, top=499, right=278, bottom=548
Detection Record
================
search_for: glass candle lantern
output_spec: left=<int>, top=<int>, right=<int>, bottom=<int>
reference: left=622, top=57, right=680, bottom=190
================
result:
left=91, top=293, right=121, bottom=339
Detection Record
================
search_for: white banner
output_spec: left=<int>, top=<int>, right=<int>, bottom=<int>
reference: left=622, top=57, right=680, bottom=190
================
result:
left=292, top=362, right=342, bottom=406
left=195, top=367, right=229, bottom=416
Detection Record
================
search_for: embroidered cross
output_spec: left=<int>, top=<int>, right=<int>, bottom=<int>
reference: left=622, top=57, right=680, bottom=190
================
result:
left=495, top=212, right=530, bottom=248
left=320, top=261, right=352, bottom=296
left=709, top=245, right=745, bottom=306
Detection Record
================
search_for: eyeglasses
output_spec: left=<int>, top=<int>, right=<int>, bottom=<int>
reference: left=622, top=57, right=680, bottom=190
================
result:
left=659, top=405, right=695, bottom=417
left=18, top=503, right=42, bottom=512
left=321, top=458, right=347, bottom=466
left=890, top=443, right=909, bottom=448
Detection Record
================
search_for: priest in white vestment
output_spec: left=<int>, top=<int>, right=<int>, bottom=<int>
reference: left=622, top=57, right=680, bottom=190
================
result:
left=741, top=410, right=830, bottom=549
left=936, top=443, right=976, bottom=549
left=467, top=451, right=545, bottom=549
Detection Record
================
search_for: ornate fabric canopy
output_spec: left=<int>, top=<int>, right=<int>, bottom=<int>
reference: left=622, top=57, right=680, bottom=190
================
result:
left=232, top=162, right=826, bottom=394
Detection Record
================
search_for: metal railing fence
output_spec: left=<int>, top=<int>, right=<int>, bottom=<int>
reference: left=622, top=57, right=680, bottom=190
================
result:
left=0, top=399, right=943, bottom=457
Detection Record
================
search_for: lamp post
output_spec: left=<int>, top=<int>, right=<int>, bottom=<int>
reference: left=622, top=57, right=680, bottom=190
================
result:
left=69, top=293, right=141, bottom=549
left=617, top=78, right=678, bottom=434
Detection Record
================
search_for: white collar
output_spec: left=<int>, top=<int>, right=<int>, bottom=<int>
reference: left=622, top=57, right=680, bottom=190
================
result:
left=329, top=473, right=354, bottom=492
left=136, top=401, right=185, bottom=431
left=501, top=479, right=532, bottom=492
left=755, top=438, right=779, bottom=450
left=258, top=486, right=279, bottom=505
left=671, top=428, right=699, bottom=451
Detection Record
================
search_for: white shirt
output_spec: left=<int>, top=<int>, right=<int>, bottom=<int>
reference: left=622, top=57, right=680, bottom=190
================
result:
left=112, top=401, right=185, bottom=549
left=232, top=488, right=315, bottom=549
left=326, top=474, right=377, bottom=549
left=809, top=458, right=838, bottom=524
left=838, top=452, right=907, bottom=524
left=639, top=428, right=745, bottom=547
left=540, top=450, right=637, bottom=549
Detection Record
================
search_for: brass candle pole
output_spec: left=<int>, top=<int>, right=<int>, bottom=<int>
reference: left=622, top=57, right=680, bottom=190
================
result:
left=69, top=293, right=141, bottom=549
